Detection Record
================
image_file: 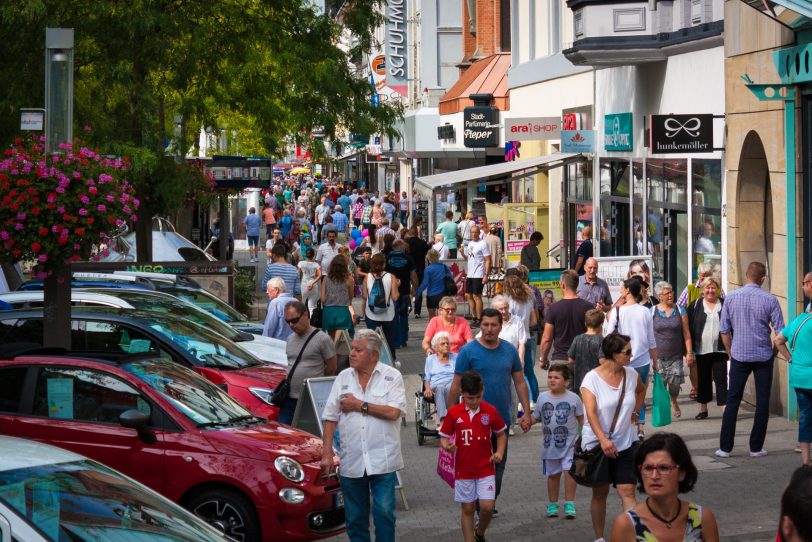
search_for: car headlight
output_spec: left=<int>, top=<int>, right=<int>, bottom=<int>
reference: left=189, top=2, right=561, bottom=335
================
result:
left=279, top=487, right=306, bottom=504
left=275, top=456, right=305, bottom=483
left=249, top=387, right=275, bottom=406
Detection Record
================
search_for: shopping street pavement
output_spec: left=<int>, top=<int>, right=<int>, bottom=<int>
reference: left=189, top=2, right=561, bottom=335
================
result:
left=238, top=253, right=797, bottom=541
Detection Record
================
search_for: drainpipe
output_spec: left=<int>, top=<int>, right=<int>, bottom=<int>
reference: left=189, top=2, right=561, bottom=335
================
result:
left=742, top=75, right=798, bottom=420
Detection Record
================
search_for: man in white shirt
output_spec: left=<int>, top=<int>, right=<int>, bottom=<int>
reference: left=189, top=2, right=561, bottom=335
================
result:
left=432, top=233, right=450, bottom=259
left=314, top=196, right=330, bottom=243
left=315, top=230, right=342, bottom=274
left=321, top=330, right=406, bottom=542
left=462, top=225, right=490, bottom=326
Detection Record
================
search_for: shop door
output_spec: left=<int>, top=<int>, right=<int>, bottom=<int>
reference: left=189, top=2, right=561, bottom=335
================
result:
left=652, top=209, right=688, bottom=290
left=600, top=198, right=630, bottom=257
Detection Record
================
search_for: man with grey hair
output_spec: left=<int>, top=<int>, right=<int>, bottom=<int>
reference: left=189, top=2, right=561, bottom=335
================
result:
left=321, top=329, right=406, bottom=542
left=262, top=277, right=295, bottom=340
left=376, top=218, right=396, bottom=248
left=576, top=257, right=612, bottom=312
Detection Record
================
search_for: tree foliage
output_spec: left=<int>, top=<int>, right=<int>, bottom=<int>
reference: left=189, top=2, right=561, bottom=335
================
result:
left=0, top=0, right=400, bottom=231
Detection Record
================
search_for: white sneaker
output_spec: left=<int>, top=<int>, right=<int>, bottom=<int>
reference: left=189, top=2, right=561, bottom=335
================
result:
left=750, top=449, right=768, bottom=457
left=714, top=449, right=731, bottom=458
left=508, top=428, right=516, bottom=436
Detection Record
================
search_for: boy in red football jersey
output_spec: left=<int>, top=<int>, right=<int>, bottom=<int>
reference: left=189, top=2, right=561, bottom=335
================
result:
left=439, top=371, right=507, bottom=542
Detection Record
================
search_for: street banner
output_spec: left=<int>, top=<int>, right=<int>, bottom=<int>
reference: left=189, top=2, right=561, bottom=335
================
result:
left=594, top=256, right=654, bottom=301
left=385, top=0, right=408, bottom=97
left=529, top=269, right=565, bottom=303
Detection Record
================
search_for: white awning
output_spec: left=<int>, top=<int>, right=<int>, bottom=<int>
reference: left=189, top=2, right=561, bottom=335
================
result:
left=414, top=152, right=585, bottom=190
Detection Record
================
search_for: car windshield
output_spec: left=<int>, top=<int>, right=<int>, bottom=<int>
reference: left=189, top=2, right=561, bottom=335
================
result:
left=157, top=286, right=246, bottom=323
left=0, top=459, right=225, bottom=541
left=143, top=316, right=259, bottom=369
left=85, top=289, right=244, bottom=342
left=122, top=359, right=251, bottom=425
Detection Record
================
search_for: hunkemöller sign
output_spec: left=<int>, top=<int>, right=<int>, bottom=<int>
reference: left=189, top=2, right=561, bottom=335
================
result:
left=649, top=114, right=714, bottom=154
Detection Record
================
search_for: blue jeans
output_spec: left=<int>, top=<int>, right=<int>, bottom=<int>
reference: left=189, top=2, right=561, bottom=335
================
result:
left=365, top=317, right=398, bottom=359
left=340, top=472, right=397, bottom=542
left=634, top=364, right=651, bottom=424
left=524, top=339, right=539, bottom=401
left=720, top=358, right=773, bottom=453
left=796, top=388, right=812, bottom=443
left=395, top=297, right=410, bottom=348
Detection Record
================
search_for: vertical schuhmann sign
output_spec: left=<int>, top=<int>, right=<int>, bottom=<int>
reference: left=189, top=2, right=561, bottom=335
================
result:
left=386, top=0, right=408, bottom=97
left=463, top=105, right=499, bottom=147
left=649, top=114, right=714, bottom=153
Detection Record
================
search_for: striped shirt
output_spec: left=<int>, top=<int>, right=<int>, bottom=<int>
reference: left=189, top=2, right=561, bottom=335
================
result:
left=262, top=263, right=301, bottom=296
left=719, top=283, right=784, bottom=361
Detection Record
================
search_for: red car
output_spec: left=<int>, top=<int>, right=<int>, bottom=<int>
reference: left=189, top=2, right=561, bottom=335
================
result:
left=0, top=347, right=344, bottom=542
left=0, top=307, right=285, bottom=420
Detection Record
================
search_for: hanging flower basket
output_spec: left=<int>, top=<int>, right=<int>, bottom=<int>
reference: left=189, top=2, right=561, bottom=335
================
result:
left=0, top=135, right=138, bottom=278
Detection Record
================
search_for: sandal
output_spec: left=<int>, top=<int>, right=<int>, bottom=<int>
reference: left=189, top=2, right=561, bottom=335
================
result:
left=673, top=409, right=682, bottom=418
left=695, top=411, right=708, bottom=420
left=689, top=389, right=697, bottom=400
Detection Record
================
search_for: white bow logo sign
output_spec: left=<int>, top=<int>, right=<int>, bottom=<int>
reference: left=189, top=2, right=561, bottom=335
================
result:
left=664, top=117, right=701, bottom=138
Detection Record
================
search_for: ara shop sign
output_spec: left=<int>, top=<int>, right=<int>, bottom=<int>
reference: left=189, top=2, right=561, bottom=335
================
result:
left=650, top=114, right=714, bottom=153
left=463, top=106, right=499, bottom=148
left=504, top=117, right=561, bottom=141
left=604, top=113, right=633, bottom=152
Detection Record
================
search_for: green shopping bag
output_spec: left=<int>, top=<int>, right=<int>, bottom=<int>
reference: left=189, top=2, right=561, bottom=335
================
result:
left=651, top=371, right=672, bottom=427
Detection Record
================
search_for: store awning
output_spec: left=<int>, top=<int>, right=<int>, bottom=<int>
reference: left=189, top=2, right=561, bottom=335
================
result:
left=414, top=152, right=585, bottom=190
left=439, top=53, right=511, bottom=115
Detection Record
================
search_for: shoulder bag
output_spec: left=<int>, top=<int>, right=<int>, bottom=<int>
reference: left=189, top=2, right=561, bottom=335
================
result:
left=443, top=266, right=458, bottom=296
left=790, top=314, right=812, bottom=354
left=271, top=329, right=321, bottom=407
left=569, top=370, right=627, bottom=487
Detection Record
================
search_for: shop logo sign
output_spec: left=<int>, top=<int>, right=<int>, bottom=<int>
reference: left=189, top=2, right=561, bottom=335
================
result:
left=504, top=117, right=561, bottom=141
left=604, top=113, right=633, bottom=151
left=463, top=106, right=499, bottom=148
left=561, top=130, right=596, bottom=153
left=650, top=114, right=713, bottom=154
left=385, top=0, right=408, bottom=97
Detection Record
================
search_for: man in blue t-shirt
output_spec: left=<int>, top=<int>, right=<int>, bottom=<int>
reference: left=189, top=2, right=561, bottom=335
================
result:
left=448, top=308, right=533, bottom=506
left=243, top=207, right=262, bottom=263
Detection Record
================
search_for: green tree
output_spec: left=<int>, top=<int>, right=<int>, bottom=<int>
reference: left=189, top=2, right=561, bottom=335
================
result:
left=0, top=0, right=401, bottom=257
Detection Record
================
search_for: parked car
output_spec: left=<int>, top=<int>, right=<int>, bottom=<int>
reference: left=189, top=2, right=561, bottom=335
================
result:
left=0, top=308, right=286, bottom=420
left=17, top=271, right=265, bottom=334
left=0, top=435, right=228, bottom=541
left=0, top=288, right=287, bottom=367
left=99, top=217, right=216, bottom=262
left=0, top=348, right=345, bottom=541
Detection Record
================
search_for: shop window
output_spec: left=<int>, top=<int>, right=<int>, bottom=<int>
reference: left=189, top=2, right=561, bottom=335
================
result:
left=692, top=159, right=723, bottom=279
left=566, top=161, right=594, bottom=263
left=647, top=159, right=688, bottom=289
left=599, top=160, right=631, bottom=257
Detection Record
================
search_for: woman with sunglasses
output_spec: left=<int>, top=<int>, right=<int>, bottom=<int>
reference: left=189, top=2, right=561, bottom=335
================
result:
left=581, top=333, right=646, bottom=542
left=611, top=433, right=719, bottom=542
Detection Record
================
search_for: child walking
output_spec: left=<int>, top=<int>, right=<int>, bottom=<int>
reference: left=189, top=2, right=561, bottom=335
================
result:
left=531, top=364, right=584, bottom=519
left=567, top=309, right=605, bottom=393
left=439, top=371, right=507, bottom=542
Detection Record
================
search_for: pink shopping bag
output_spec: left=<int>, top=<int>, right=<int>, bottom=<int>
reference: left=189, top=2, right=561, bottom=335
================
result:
left=436, top=436, right=455, bottom=488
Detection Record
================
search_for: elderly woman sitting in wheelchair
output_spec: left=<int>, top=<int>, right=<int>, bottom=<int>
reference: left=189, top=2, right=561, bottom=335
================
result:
left=422, top=331, right=457, bottom=424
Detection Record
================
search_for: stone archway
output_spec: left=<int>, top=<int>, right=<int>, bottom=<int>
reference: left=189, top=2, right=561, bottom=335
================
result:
left=735, top=131, right=773, bottom=290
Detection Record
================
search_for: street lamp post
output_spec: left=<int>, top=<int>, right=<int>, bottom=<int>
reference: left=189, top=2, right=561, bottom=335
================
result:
left=45, top=28, right=74, bottom=153
left=43, top=27, right=74, bottom=348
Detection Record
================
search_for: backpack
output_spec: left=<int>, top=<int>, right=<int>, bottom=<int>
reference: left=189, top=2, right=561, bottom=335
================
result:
left=368, top=273, right=390, bottom=314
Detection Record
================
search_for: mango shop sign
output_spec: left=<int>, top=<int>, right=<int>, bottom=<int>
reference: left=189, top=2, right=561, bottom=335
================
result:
left=463, top=105, right=499, bottom=148
left=504, top=117, right=561, bottom=141
left=604, top=113, right=633, bottom=152
left=649, top=114, right=713, bottom=154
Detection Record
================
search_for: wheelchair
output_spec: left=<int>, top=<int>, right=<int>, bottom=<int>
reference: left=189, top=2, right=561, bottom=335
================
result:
left=414, top=380, right=440, bottom=446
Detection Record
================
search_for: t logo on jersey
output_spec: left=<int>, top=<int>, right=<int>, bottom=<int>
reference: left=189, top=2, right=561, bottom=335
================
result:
left=460, top=429, right=473, bottom=446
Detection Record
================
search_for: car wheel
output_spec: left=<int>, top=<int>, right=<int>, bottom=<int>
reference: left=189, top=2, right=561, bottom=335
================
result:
left=186, top=489, right=260, bottom=542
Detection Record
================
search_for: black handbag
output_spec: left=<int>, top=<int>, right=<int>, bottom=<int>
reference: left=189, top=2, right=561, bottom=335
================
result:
left=443, top=269, right=458, bottom=296
left=309, top=301, right=323, bottom=328
left=271, top=329, right=320, bottom=407
left=570, top=370, right=627, bottom=487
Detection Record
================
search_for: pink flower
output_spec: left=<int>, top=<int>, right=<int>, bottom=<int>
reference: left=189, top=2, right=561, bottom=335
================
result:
left=14, top=223, right=23, bottom=230
left=16, top=213, right=26, bottom=220
left=57, top=206, right=65, bottom=213
left=106, top=194, right=115, bottom=202
left=78, top=208, right=88, bottom=216
left=37, top=254, right=47, bottom=263
left=83, top=125, right=92, bottom=132
left=72, top=171, right=81, bottom=179
left=73, top=244, right=81, bottom=250
left=80, top=195, right=90, bottom=204
left=0, top=231, right=7, bottom=240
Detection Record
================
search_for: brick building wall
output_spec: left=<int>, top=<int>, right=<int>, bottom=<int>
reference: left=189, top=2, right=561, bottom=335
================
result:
left=461, top=0, right=510, bottom=69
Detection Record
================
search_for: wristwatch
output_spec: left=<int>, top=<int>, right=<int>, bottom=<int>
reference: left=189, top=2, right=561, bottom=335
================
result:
left=361, top=402, right=369, bottom=416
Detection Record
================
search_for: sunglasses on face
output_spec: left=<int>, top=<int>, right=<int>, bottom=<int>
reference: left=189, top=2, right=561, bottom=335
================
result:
left=285, top=313, right=304, bottom=325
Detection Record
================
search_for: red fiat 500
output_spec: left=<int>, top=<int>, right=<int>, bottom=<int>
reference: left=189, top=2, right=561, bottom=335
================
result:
left=0, top=347, right=344, bottom=542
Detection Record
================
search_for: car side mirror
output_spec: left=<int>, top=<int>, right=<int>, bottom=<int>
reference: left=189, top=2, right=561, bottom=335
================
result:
left=119, top=409, right=157, bottom=444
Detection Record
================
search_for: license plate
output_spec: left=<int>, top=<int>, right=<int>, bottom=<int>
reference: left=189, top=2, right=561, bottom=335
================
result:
left=334, top=491, right=344, bottom=508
